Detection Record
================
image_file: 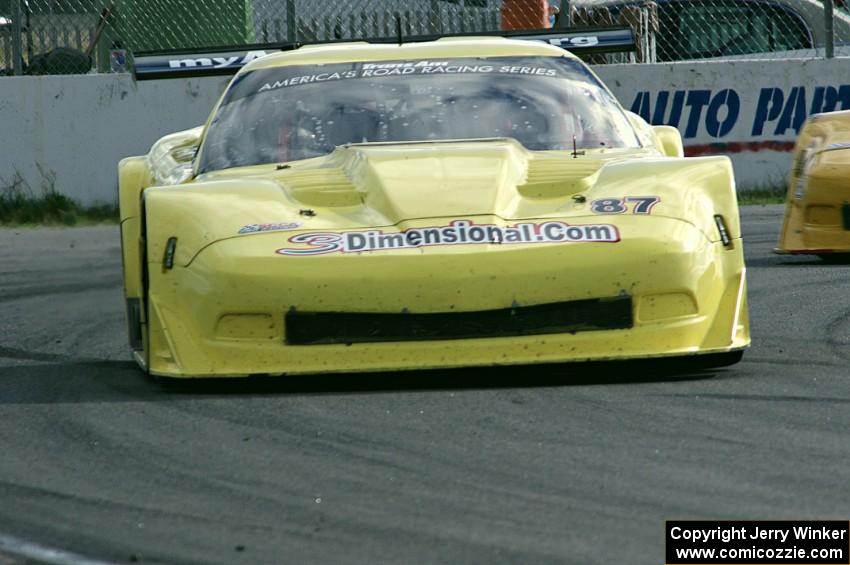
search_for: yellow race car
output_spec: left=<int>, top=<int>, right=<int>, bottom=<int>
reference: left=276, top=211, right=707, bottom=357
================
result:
left=120, top=30, right=749, bottom=378
left=776, top=110, right=850, bottom=258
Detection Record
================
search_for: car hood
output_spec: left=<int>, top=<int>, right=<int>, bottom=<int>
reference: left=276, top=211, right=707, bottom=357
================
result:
left=142, top=139, right=740, bottom=266
left=197, top=138, right=614, bottom=220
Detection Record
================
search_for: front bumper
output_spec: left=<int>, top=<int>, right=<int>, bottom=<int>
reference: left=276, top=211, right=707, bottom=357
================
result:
left=142, top=216, right=749, bottom=377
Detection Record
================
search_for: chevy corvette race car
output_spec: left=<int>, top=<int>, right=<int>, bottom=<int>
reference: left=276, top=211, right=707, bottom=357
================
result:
left=119, top=30, right=749, bottom=378
left=776, top=110, right=850, bottom=258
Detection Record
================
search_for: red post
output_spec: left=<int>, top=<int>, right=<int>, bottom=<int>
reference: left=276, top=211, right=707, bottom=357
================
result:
left=500, top=0, right=549, bottom=30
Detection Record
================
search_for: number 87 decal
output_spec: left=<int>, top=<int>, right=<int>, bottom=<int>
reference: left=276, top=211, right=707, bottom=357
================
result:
left=591, top=196, right=660, bottom=215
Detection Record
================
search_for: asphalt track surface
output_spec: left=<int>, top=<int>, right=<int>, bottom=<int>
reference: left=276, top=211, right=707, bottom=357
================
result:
left=0, top=205, right=848, bottom=565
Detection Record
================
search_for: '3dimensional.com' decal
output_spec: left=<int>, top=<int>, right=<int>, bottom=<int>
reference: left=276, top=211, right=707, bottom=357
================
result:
left=275, top=219, right=620, bottom=256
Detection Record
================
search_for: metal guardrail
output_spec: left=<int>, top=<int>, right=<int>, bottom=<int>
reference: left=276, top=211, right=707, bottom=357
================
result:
left=0, top=0, right=847, bottom=76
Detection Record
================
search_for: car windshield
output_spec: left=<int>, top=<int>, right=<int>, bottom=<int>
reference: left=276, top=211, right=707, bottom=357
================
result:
left=198, top=55, right=641, bottom=173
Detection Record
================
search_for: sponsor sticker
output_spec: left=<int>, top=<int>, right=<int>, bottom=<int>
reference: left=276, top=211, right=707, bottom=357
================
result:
left=275, top=219, right=620, bottom=256
left=238, top=222, right=302, bottom=234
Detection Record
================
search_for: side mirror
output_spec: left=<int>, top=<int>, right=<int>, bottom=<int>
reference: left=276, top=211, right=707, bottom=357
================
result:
left=652, top=125, right=684, bottom=158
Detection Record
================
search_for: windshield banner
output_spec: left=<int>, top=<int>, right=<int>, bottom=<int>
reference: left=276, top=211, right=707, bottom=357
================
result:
left=222, top=55, right=595, bottom=104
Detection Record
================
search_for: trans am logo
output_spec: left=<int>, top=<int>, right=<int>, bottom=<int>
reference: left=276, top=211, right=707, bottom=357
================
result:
left=275, top=219, right=620, bottom=256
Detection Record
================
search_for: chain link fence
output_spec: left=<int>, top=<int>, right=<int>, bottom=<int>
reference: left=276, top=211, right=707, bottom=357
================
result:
left=2, top=0, right=850, bottom=75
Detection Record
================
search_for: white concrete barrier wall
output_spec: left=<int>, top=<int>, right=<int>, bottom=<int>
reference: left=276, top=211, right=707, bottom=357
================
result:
left=2, top=57, right=850, bottom=206
left=0, top=74, right=230, bottom=206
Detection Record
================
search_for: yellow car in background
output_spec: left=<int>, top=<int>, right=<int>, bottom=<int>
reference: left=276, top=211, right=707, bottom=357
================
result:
left=119, top=32, right=749, bottom=379
left=776, top=110, right=850, bottom=258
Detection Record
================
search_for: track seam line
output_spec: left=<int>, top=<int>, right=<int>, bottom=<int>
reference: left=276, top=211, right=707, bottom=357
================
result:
left=0, top=533, right=116, bottom=565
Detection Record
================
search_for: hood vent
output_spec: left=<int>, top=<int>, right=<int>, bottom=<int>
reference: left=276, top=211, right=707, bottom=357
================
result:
left=278, top=168, right=360, bottom=208
left=519, top=158, right=605, bottom=199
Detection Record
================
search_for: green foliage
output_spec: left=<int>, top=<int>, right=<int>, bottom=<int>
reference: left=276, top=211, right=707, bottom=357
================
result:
left=737, top=185, right=787, bottom=205
left=0, top=184, right=118, bottom=226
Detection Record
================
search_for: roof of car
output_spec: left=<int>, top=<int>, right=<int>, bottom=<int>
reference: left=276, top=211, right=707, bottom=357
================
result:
left=240, top=36, right=576, bottom=73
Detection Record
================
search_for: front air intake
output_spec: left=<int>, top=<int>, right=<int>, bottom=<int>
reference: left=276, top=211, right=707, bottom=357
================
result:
left=285, top=296, right=633, bottom=345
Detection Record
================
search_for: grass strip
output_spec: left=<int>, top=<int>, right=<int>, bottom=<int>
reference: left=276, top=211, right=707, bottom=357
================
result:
left=738, top=185, right=787, bottom=206
left=0, top=191, right=118, bottom=226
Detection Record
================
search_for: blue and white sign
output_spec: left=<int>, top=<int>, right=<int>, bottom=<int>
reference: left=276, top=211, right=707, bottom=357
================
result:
left=596, top=58, right=850, bottom=186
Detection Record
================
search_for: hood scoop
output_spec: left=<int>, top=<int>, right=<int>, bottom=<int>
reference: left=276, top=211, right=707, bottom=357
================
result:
left=277, top=168, right=361, bottom=207
left=350, top=141, right=527, bottom=221
left=272, top=140, right=607, bottom=221
left=518, top=157, right=605, bottom=199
